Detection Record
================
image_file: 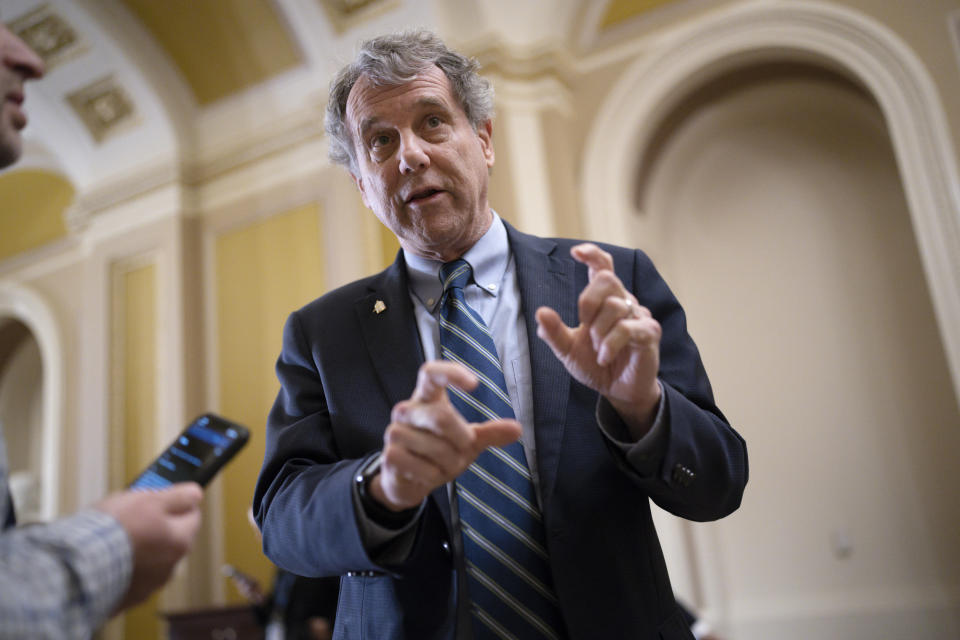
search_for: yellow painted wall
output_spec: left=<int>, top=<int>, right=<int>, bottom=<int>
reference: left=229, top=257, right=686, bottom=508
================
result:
left=378, top=219, right=400, bottom=269
left=121, top=0, right=302, bottom=105
left=0, top=170, right=72, bottom=262
left=112, top=262, right=162, bottom=640
left=599, top=0, right=679, bottom=28
left=215, top=203, right=325, bottom=602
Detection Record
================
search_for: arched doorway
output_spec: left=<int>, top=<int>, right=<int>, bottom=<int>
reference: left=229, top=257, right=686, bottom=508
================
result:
left=641, top=61, right=960, bottom=639
left=0, top=286, right=64, bottom=522
left=580, top=3, right=960, bottom=636
left=0, top=319, right=44, bottom=522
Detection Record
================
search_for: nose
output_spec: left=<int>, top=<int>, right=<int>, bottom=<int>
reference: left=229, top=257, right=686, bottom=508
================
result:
left=398, top=133, right=429, bottom=175
left=1, top=24, right=46, bottom=80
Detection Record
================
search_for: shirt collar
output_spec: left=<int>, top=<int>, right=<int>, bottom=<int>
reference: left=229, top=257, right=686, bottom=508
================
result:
left=404, top=211, right=510, bottom=312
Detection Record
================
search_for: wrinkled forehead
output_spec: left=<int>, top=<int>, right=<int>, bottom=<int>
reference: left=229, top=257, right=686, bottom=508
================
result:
left=345, top=65, right=459, bottom=128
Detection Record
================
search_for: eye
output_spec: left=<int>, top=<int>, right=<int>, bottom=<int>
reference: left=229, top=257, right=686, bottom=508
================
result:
left=370, top=133, right=392, bottom=149
left=426, top=115, right=442, bottom=128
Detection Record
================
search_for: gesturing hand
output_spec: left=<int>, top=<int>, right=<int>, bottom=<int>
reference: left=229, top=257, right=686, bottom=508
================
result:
left=370, top=360, right=522, bottom=511
left=535, top=243, right=662, bottom=436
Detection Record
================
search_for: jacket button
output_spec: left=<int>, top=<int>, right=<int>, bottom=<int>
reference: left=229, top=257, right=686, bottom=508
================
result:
left=672, top=463, right=695, bottom=487
left=441, top=540, right=451, bottom=556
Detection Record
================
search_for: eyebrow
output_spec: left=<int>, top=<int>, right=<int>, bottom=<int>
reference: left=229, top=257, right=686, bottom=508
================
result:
left=356, top=96, right=451, bottom=138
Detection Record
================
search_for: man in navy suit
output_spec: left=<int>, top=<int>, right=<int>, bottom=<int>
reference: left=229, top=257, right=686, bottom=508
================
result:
left=253, top=29, right=747, bottom=640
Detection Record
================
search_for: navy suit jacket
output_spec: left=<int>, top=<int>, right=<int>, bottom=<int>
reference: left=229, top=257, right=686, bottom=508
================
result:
left=253, top=221, right=748, bottom=640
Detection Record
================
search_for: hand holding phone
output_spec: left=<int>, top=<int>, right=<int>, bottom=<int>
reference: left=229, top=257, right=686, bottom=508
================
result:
left=96, top=483, right=204, bottom=611
left=129, top=413, right=250, bottom=490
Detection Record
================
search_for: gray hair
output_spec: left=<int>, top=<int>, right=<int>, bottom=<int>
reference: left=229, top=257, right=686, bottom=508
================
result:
left=325, top=29, right=494, bottom=173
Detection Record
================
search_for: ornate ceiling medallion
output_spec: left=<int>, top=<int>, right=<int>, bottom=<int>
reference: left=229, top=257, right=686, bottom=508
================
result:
left=318, top=0, right=398, bottom=34
left=8, top=4, right=86, bottom=72
left=66, top=77, right=138, bottom=144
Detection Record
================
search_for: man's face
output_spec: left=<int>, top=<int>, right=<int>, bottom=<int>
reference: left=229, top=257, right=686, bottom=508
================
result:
left=346, top=65, right=495, bottom=262
left=0, top=23, right=44, bottom=169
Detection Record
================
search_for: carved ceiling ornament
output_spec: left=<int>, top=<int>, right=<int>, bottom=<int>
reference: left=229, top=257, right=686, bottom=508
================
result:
left=8, top=3, right=85, bottom=72
left=318, top=0, right=398, bottom=34
left=66, top=76, right=138, bottom=144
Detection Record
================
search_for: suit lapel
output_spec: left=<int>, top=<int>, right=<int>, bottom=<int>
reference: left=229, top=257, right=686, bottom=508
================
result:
left=505, top=222, right=576, bottom=508
left=353, top=252, right=453, bottom=528
left=354, top=254, right=423, bottom=408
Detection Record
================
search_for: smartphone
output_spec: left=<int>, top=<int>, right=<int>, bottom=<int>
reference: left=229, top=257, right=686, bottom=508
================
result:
left=129, top=413, right=250, bottom=490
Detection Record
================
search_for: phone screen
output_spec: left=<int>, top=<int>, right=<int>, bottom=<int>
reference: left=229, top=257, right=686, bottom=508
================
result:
left=129, top=414, right=249, bottom=490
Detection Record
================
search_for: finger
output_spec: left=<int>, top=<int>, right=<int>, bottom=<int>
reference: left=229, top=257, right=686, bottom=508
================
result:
left=535, top=306, right=575, bottom=359
left=589, top=296, right=647, bottom=353
left=391, top=403, right=476, bottom=451
left=598, top=316, right=662, bottom=366
left=166, top=508, right=203, bottom=547
left=472, top=418, right=523, bottom=451
left=571, top=243, right=614, bottom=280
left=577, top=270, right=628, bottom=327
left=382, top=444, right=443, bottom=488
left=411, top=360, right=477, bottom=403
left=385, top=424, right=469, bottom=477
left=159, top=483, right=204, bottom=513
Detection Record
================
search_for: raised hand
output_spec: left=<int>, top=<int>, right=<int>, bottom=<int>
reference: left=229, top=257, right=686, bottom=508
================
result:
left=370, top=360, right=522, bottom=511
left=535, top=243, right=662, bottom=436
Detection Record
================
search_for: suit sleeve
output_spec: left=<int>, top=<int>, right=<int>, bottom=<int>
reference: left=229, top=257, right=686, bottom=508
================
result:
left=253, top=310, right=379, bottom=577
left=605, top=248, right=748, bottom=522
left=253, top=308, right=436, bottom=578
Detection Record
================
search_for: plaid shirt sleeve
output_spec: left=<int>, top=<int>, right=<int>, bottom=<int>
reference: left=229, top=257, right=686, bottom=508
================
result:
left=0, top=427, right=133, bottom=639
left=0, top=509, right=133, bottom=639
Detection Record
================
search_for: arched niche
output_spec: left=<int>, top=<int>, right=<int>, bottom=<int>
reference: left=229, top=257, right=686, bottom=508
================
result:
left=581, top=0, right=960, bottom=405
left=0, top=319, right=43, bottom=521
left=0, top=285, right=64, bottom=521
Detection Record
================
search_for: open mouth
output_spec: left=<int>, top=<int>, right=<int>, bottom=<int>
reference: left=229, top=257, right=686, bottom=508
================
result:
left=406, top=188, right=444, bottom=204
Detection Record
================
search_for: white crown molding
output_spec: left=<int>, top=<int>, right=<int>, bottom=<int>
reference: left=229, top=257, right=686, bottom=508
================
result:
left=581, top=0, right=960, bottom=407
left=575, top=0, right=717, bottom=62
left=183, top=98, right=327, bottom=186
left=63, top=156, right=182, bottom=235
left=63, top=96, right=328, bottom=238
left=490, top=73, right=574, bottom=116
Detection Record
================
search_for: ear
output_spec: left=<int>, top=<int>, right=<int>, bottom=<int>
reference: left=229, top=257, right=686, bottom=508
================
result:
left=477, top=120, right=495, bottom=169
left=350, top=172, right=370, bottom=209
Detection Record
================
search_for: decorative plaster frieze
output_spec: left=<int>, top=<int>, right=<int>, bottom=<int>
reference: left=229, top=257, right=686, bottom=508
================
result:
left=66, top=75, right=138, bottom=144
left=9, top=4, right=86, bottom=72
left=469, top=39, right=576, bottom=86
left=317, top=0, right=399, bottom=34
left=489, top=73, right=574, bottom=117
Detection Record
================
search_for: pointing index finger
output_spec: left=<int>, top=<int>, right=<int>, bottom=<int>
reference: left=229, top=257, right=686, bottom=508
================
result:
left=571, top=243, right=614, bottom=279
left=412, top=360, right=478, bottom=403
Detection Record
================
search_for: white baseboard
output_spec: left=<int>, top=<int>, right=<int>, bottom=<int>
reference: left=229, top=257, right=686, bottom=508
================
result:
left=727, top=588, right=960, bottom=640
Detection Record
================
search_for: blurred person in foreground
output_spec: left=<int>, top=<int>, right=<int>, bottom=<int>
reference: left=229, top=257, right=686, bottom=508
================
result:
left=254, top=29, right=747, bottom=640
left=0, top=20, right=203, bottom=639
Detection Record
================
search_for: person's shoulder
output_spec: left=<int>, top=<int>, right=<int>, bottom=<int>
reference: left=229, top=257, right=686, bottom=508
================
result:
left=290, top=263, right=398, bottom=319
left=505, top=221, right=643, bottom=261
left=539, top=232, right=651, bottom=266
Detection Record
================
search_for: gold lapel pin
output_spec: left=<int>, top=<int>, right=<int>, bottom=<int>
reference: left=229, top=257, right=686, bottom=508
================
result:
left=373, top=300, right=386, bottom=314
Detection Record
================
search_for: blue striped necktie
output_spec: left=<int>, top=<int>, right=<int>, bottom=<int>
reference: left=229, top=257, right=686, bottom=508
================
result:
left=438, top=259, right=565, bottom=640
